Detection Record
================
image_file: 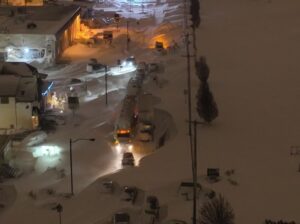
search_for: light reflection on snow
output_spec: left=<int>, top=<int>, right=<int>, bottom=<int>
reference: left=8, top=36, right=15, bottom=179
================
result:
left=110, top=64, right=136, bottom=76
left=115, top=144, right=122, bottom=154
left=32, top=145, right=61, bottom=158
left=30, top=145, right=63, bottom=173
left=111, top=143, right=144, bottom=167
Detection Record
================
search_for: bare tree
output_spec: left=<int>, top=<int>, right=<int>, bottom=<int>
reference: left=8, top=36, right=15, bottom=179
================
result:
left=199, top=194, right=234, bottom=224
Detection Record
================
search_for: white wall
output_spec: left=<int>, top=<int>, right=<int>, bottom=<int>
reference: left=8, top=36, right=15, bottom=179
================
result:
left=0, top=97, right=17, bottom=129
left=16, top=102, right=34, bottom=130
left=0, top=34, right=56, bottom=66
left=0, top=98, right=36, bottom=130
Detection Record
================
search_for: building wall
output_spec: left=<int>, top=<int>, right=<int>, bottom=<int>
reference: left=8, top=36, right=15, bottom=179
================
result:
left=0, top=34, right=56, bottom=65
left=0, top=97, right=17, bottom=129
left=56, top=14, right=80, bottom=58
left=0, top=97, right=37, bottom=130
left=16, top=102, right=34, bottom=130
left=0, top=10, right=80, bottom=65
left=6, top=0, right=43, bottom=6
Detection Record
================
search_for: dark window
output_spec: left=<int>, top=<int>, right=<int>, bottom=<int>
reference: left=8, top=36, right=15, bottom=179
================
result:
left=0, top=97, right=9, bottom=104
left=21, top=90, right=25, bottom=95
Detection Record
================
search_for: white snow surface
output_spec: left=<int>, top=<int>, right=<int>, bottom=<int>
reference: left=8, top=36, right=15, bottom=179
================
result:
left=1, top=0, right=300, bottom=224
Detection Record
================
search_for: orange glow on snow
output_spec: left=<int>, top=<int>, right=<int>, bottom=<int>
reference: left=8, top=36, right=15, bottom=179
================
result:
left=149, top=34, right=170, bottom=49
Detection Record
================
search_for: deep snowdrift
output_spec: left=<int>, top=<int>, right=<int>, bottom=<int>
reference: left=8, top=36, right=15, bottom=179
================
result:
left=1, top=0, right=300, bottom=224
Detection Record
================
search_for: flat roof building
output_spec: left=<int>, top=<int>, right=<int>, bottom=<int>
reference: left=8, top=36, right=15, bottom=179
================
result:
left=0, top=0, right=43, bottom=6
left=0, top=5, right=81, bottom=66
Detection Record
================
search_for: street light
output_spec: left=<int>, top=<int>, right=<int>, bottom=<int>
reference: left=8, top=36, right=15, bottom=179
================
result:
left=55, top=204, right=63, bottom=224
left=105, top=66, right=108, bottom=106
left=69, top=138, right=95, bottom=195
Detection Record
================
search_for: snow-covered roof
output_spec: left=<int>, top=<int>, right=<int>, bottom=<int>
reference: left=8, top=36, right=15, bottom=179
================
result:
left=0, top=62, right=38, bottom=77
left=0, top=5, right=80, bottom=35
left=0, top=62, right=38, bottom=100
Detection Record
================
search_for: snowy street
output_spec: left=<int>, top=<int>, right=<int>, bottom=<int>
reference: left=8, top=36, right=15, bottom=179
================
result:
left=1, top=0, right=300, bottom=224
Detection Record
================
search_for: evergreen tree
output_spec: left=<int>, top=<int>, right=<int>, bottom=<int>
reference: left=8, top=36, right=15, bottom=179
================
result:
left=199, top=194, right=234, bottom=224
left=196, top=56, right=210, bottom=82
left=196, top=81, right=218, bottom=123
left=190, top=0, right=201, bottom=28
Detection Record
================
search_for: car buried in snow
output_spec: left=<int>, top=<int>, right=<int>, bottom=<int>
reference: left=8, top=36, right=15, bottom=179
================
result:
left=86, top=58, right=109, bottom=73
left=113, top=212, right=130, bottom=224
left=120, top=186, right=138, bottom=203
left=144, top=195, right=160, bottom=218
left=121, top=152, right=135, bottom=166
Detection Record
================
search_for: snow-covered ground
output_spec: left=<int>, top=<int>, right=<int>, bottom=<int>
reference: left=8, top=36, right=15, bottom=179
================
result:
left=1, top=0, right=300, bottom=223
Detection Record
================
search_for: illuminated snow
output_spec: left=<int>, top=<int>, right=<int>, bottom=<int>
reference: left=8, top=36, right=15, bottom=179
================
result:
left=32, top=145, right=61, bottom=158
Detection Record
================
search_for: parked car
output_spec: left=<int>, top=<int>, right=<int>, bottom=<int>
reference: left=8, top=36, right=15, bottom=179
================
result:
left=148, top=63, right=159, bottom=73
left=86, top=58, right=108, bottom=73
left=122, top=56, right=136, bottom=67
left=137, top=62, right=147, bottom=74
left=120, top=186, right=138, bottom=203
left=144, top=195, right=159, bottom=218
left=136, top=122, right=154, bottom=142
left=148, top=62, right=164, bottom=73
left=122, top=152, right=135, bottom=166
left=162, top=220, right=188, bottom=224
left=113, top=212, right=130, bottom=224
left=99, top=179, right=114, bottom=193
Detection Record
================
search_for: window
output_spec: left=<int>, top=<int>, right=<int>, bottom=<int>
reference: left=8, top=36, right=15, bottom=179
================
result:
left=0, top=97, right=9, bottom=104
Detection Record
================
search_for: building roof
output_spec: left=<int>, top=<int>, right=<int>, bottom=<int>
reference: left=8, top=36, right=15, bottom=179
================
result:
left=0, top=5, right=80, bottom=35
left=0, top=75, right=20, bottom=96
left=0, top=62, right=38, bottom=77
left=0, top=62, right=38, bottom=101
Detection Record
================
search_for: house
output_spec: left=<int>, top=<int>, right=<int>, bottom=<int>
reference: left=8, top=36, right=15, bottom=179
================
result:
left=0, top=5, right=81, bottom=66
left=0, top=62, right=47, bottom=133
left=0, top=0, right=43, bottom=6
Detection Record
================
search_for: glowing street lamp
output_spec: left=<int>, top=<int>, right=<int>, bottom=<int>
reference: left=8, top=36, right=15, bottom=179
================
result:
left=54, top=204, right=63, bottom=224
left=69, top=138, right=95, bottom=195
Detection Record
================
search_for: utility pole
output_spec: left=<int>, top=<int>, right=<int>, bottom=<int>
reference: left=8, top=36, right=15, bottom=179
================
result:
left=183, top=0, right=194, bottom=206
left=183, top=1, right=196, bottom=223
left=69, top=139, right=73, bottom=195
left=183, top=0, right=192, bottom=137
left=69, top=138, right=95, bottom=195
left=192, top=120, right=199, bottom=224
left=105, top=66, right=108, bottom=106
left=185, top=34, right=192, bottom=137
left=186, top=120, right=203, bottom=224
left=57, top=204, right=63, bottom=224
left=53, top=203, right=63, bottom=224
left=126, top=20, right=130, bottom=51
